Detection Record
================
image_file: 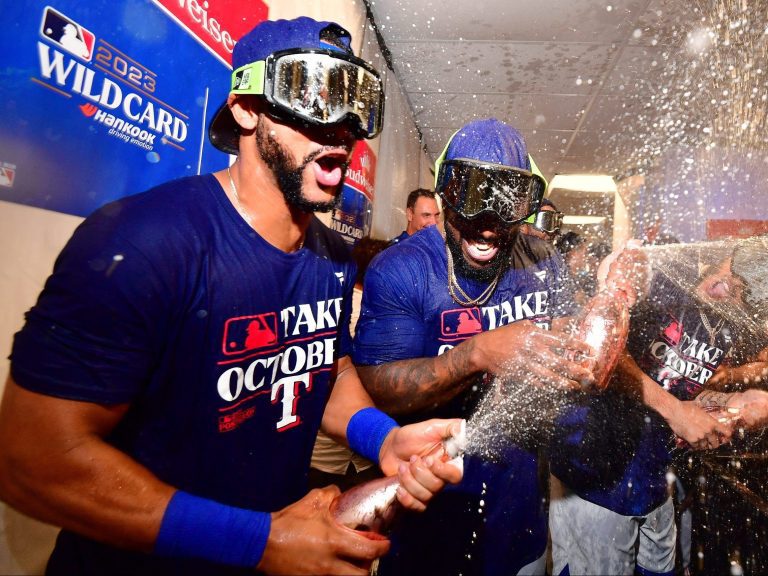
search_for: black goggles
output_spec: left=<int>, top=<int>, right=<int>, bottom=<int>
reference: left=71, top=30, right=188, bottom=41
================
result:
left=231, top=49, right=384, bottom=139
left=436, top=158, right=546, bottom=224
left=532, top=209, right=563, bottom=234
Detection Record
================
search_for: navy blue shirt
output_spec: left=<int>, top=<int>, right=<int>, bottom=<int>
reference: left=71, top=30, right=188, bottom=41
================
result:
left=354, top=225, right=575, bottom=575
left=550, top=274, right=735, bottom=516
left=11, top=174, right=355, bottom=574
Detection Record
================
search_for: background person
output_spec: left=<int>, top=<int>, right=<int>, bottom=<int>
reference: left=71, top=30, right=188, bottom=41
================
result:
left=0, top=17, right=461, bottom=576
left=548, top=236, right=768, bottom=576
left=389, top=188, right=440, bottom=244
left=353, top=118, right=595, bottom=576
left=309, top=236, right=390, bottom=491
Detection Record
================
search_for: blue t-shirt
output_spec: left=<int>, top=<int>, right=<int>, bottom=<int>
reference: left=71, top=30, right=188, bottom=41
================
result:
left=550, top=274, right=735, bottom=516
left=11, top=174, right=355, bottom=574
left=354, top=225, right=575, bottom=576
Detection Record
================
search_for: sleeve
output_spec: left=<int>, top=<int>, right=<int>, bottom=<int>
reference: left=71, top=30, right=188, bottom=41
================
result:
left=10, top=211, right=174, bottom=404
left=336, top=258, right=357, bottom=358
left=352, top=252, right=429, bottom=366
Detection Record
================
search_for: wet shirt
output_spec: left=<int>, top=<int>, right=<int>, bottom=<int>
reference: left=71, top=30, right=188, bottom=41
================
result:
left=10, top=174, right=355, bottom=575
left=353, top=225, right=575, bottom=575
left=551, top=274, right=735, bottom=516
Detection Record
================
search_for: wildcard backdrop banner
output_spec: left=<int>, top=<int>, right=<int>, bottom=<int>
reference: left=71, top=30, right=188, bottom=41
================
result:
left=0, top=0, right=376, bottom=243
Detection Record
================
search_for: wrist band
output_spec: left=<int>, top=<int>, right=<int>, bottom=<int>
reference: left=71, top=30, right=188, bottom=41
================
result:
left=346, top=407, right=399, bottom=464
left=155, top=491, right=270, bottom=568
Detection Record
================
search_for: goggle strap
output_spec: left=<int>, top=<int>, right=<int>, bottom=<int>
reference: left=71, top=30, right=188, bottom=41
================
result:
left=231, top=61, right=267, bottom=94
left=434, top=129, right=461, bottom=188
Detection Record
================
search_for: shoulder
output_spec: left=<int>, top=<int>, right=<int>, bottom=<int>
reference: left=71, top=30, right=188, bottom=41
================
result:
left=86, top=174, right=217, bottom=237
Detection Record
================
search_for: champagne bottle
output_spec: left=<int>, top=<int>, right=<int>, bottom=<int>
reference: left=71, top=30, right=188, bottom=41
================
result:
left=574, top=287, right=630, bottom=390
left=331, top=420, right=466, bottom=536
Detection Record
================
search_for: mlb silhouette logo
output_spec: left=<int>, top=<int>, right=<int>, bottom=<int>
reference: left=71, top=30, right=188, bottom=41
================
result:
left=40, top=7, right=95, bottom=61
left=0, top=166, right=15, bottom=188
left=662, top=316, right=683, bottom=345
left=223, top=313, right=278, bottom=355
left=441, top=308, right=483, bottom=338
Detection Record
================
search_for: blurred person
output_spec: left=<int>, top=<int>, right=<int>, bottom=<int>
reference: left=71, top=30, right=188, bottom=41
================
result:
left=389, top=188, right=440, bottom=244
left=549, top=236, right=768, bottom=576
left=309, top=236, right=390, bottom=492
left=354, top=118, right=595, bottom=575
left=0, top=17, right=462, bottom=576
left=522, top=198, right=563, bottom=243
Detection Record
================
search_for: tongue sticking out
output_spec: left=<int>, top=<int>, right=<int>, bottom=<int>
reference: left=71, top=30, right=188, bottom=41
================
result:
left=313, top=160, right=344, bottom=187
left=465, top=240, right=499, bottom=263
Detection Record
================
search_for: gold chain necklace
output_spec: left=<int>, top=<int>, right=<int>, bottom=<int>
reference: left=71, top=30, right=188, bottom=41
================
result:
left=446, top=244, right=502, bottom=307
left=699, top=308, right=725, bottom=346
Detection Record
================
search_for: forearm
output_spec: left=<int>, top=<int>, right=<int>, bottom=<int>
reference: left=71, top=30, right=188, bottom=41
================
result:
left=356, top=341, right=479, bottom=416
left=614, top=352, right=678, bottom=418
left=321, top=356, right=380, bottom=445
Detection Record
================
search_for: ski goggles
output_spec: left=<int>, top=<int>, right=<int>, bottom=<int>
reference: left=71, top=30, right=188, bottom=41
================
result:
left=530, top=209, right=563, bottom=234
left=436, top=158, right=546, bottom=224
left=231, top=49, right=384, bottom=139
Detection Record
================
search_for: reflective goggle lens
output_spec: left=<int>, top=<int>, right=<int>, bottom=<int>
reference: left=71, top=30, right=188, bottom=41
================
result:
left=436, top=159, right=546, bottom=224
left=533, top=210, right=563, bottom=234
left=232, top=50, right=384, bottom=138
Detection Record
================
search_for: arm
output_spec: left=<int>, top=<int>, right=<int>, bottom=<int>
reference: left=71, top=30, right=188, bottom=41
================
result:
left=359, top=322, right=595, bottom=415
left=613, top=353, right=733, bottom=449
left=321, top=356, right=463, bottom=507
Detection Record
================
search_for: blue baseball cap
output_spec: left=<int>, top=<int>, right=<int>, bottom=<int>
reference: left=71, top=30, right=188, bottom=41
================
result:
left=209, top=17, right=354, bottom=154
left=445, top=118, right=531, bottom=169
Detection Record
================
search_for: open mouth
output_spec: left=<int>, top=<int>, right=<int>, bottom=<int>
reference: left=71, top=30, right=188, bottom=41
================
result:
left=312, top=151, right=349, bottom=187
left=463, top=237, right=499, bottom=263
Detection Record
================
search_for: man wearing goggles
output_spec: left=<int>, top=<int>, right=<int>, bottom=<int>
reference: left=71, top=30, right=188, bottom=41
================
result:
left=0, top=17, right=461, bottom=576
left=353, top=118, right=595, bottom=575
left=524, top=199, right=564, bottom=241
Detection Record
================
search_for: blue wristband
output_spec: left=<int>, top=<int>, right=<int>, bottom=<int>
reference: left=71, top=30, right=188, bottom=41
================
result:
left=155, top=491, right=270, bottom=568
left=346, top=407, right=399, bottom=465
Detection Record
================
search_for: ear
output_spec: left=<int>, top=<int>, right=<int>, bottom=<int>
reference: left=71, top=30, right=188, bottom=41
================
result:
left=228, top=94, right=260, bottom=132
left=406, top=207, right=414, bottom=222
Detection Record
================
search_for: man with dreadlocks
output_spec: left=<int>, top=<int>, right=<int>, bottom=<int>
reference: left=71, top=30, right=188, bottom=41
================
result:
left=353, top=118, right=595, bottom=575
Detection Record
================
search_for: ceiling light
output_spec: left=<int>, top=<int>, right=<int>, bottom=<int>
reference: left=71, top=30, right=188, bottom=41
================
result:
left=549, top=174, right=617, bottom=194
left=563, top=215, right=607, bottom=225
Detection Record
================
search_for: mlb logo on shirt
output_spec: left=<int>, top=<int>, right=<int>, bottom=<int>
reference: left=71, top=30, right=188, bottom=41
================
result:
left=40, top=7, right=95, bottom=61
left=441, top=308, right=483, bottom=338
left=662, top=316, right=683, bottom=346
left=222, top=313, right=278, bottom=355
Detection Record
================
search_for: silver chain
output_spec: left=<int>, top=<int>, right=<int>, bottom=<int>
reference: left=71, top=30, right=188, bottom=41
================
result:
left=699, top=308, right=725, bottom=346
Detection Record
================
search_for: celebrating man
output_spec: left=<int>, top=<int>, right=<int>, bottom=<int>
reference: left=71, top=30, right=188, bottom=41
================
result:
left=0, top=17, right=461, bottom=576
left=354, top=118, right=594, bottom=575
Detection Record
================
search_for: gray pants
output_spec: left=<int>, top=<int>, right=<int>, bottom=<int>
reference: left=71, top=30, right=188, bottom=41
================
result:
left=549, top=475, right=676, bottom=576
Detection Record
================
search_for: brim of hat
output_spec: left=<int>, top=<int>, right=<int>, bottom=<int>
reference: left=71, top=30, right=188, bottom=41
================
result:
left=209, top=101, right=239, bottom=155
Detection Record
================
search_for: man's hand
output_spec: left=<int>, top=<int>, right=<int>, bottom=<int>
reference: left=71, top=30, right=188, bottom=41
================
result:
left=378, top=418, right=464, bottom=512
left=257, top=486, right=389, bottom=575
left=470, top=321, right=595, bottom=391
left=596, top=239, right=649, bottom=306
left=726, top=389, right=768, bottom=429
left=668, top=399, right=734, bottom=450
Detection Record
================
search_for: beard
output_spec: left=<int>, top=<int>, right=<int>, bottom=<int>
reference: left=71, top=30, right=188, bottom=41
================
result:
left=255, top=122, right=346, bottom=213
left=445, top=224, right=516, bottom=283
